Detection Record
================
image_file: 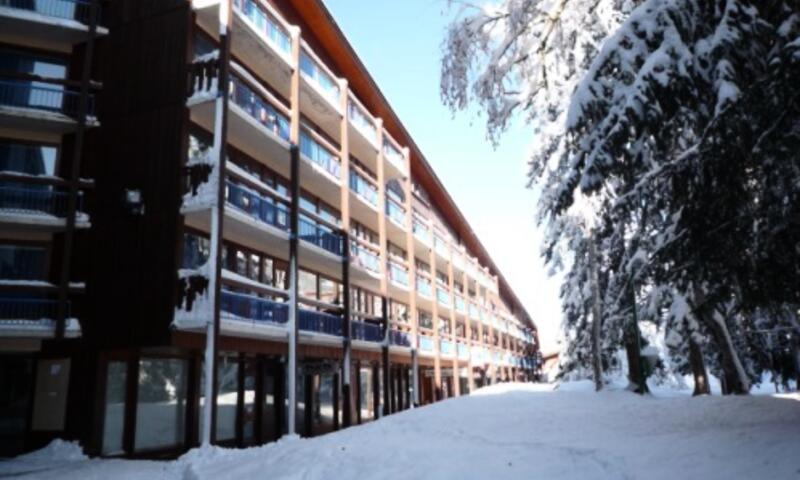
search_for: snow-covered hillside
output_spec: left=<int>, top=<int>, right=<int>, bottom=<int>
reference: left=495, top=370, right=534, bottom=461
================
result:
left=2, top=383, right=798, bottom=480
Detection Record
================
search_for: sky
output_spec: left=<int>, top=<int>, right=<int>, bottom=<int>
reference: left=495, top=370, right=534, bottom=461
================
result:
left=323, top=0, right=562, bottom=353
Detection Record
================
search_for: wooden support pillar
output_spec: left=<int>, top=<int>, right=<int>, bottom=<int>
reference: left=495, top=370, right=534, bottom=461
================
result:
left=448, top=242, right=459, bottom=397
left=338, top=78, right=352, bottom=428
left=381, top=297, right=390, bottom=416
left=400, top=146, right=418, bottom=407
left=430, top=239, right=441, bottom=400
left=285, top=24, right=301, bottom=438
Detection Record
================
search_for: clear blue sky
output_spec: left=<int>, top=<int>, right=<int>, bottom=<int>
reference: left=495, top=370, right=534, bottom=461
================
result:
left=323, top=0, right=562, bottom=352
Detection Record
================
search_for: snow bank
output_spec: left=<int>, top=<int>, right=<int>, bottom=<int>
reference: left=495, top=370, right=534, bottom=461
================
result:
left=3, top=384, right=798, bottom=480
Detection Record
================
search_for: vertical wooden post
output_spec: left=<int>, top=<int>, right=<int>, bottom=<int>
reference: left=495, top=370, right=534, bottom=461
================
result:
left=56, top=0, right=98, bottom=338
left=430, top=237, right=441, bottom=400
left=381, top=297, right=390, bottom=416
left=448, top=242, right=459, bottom=396
left=339, top=80, right=352, bottom=428
left=286, top=25, right=302, bottom=436
left=401, top=146, right=419, bottom=407
left=201, top=0, right=232, bottom=446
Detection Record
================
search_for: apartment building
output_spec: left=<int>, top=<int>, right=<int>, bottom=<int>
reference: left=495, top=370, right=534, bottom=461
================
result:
left=0, top=0, right=540, bottom=458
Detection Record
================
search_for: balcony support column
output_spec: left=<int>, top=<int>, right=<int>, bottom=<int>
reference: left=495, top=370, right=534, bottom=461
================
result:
left=430, top=240, right=441, bottom=400
left=401, top=146, right=418, bottom=407
left=381, top=296, right=390, bottom=417
left=201, top=0, right=233, bottom=447
left=338, top=79, right=353, bottom=428
left=55, top=0, right=99, bottom=339
left=285, top=25, right=302, bottom=438
left=447, top=242, right=459, bottom=397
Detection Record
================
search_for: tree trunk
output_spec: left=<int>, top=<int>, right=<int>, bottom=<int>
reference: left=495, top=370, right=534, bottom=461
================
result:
left=703, top=312, right=749, bottom=395
left=687, top=332, right=710, bottom=396
left=588, top=235, right=603, bottom=391
left=624, top=329, right=648, bottom=394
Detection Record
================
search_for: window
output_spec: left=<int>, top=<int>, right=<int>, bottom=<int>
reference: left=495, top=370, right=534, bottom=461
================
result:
left=102, top=361, right=126, bottom=455
left=248, top=253, right=260, bottom=281
left=0, top=244, right=47, bottom=280
left=299, top=269, right=317, bottom=300
left=319, top=277, right=339, bottom=305
left=390, top=300, right=408, bottom=324
left=0, top=141, right=57, bottom=177
left=182, top=233, right=210, bottom=269
left=439, top=317, right=451, bottom=335
left=214, top=356, right=238, bottom=442
left=418, top=310, right=433, bottom=330
left=135, top=358, right=187, bottom=451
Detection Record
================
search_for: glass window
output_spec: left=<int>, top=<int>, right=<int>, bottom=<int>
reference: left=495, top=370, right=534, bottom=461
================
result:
left=182, top=233, right=210, bottom=269
left=262, top=257, right=274, bottom=286
left=134, top=358, right=187, bottom=451
left=0, top=244, right=46, bottom=280
left=274, top=260, right=288, bottom=291
left=0, top=142, right=57, bottom=176
left=418, top=310, right=433, bottom=330
left=248, top=253, right=260, bottom=281
left=242, top=359, right=257, bottom=444
left=235, top=250, right=247, bottom=277
left=359, top=367, right=374, bottom=422
left=319, top=277, right=338, bottom=305
left=299, top=270, right=317, bottom=300
left=102, top=361, right=127, bottom=455
left=212, top=355, right=239, bottom=442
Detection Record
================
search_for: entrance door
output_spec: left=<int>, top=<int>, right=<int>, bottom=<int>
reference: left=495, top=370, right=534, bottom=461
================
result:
left=260, top=359, right=282, bottom=443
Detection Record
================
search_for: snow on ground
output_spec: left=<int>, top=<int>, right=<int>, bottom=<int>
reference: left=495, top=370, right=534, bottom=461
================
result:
left=2, top=382, right=799, bottom=480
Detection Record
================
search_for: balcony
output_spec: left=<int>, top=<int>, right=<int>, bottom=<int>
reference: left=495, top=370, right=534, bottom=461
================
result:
left=439, top=339, right=454, bottom=357
left=0, top=0, right=108, bottom=45
left=382, top=135, right=406, bottom=177
left=188, top=66, right=291, bottom=175
left=351, top=320, right=382, bottom=342
left=0, top=78, right=97, bottom=133
left=0, top=298, right=80, bottom=338
left=416, top=275, right=432, bottom=298
left=299, top=217, right=343, bottom=256
left=225, top=181, right=289, bottom=232
left=350, top=241, right=380, bottom=276
left=412, top=216, right=431, bottom=245
left=390, top=329, right=412, bottom=348
left=418, top=334, right=434, bottom=353
left=299, top=308, right=343, bottom=336
left=347, top=94, right=378, bottom=164
left=233, top=0, right=290, bottom=55
left=299, top=129, right=340, bottom=179
left=349, top=168, right=378, bottom=208
left=469, top=303, right=480, bottom=320
left=385, top=196, right=405, bottom=227
left=436, top=287, right=450, bottom=308
left=299, top=45, right=341, bottom=140
left=433, top=235, right=450, bottom=261
left=454, top=294, right=466, bottom=314
left=220, top=289, right=288, bottom=325
left=388, top=261, right=409, bottom=287
left=0, top=185, right=88, bottom=228
left=457, top=343, right=470, bottom=360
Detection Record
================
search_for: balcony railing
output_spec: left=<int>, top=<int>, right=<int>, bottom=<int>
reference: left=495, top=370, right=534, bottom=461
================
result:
left=469, top=304, right=480, bottom=319
left=0, top=298, right=66, bottom=320
left=233, top=0, right=291, bottom=55
left=416, top=275, right=432, bottom=298
left=0, top=0, right=98, bottom=25
left=0, top=185, right=81, bottom=217
left=454, top=295, right=466, bottom=313
left=351, top=320, right=382, bottom=342
left=347, top=100, right=376, bottom=140
left=299, top=217, right=343, bottom=255
left=299, top=308, right=342, bottom=336
left=385, top=196, right=405, bottom=226
left=0, top=79, right=94, bottom=119
left=300, top=130, right=341, bottom=178
left=412, top=217, right=430, bottom=243
left=349, top=169, right=377, bottom=206
left=418, top=334, right=434, bottom=352
left=457, top=343, right=470, bottom=360
left=382, top=139, right=404, bottom=170
left=230, top=75, right=290, bottom=141
left=220, top=290, right=288, bottom=324
left=439, top=339, right=453, bottom=356
left=436, top=287, right=450, bottom=307
left=388, top=261, right=409, bottom=286
left=390, top=329, right=412, bottom=347
left=299, top=50, right=340, bottom=104
left=225, top=181, right=289, bottom=231
left=434, top=236, right=449, bottom=258
left=350, top=241, right=380, bottom=273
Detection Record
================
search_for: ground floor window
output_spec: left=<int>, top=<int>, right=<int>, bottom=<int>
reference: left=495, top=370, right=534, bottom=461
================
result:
left=134, top=358, right=187, bottom=451
left=102, top=361, right=126, bottom=455
left=0, top=355, right=34, bottom=457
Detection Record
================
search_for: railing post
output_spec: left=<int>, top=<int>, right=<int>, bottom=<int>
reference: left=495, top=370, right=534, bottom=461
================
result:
left=381, top=295, right=390, bottom=417
left=55, top=0, right=98, bottom=339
